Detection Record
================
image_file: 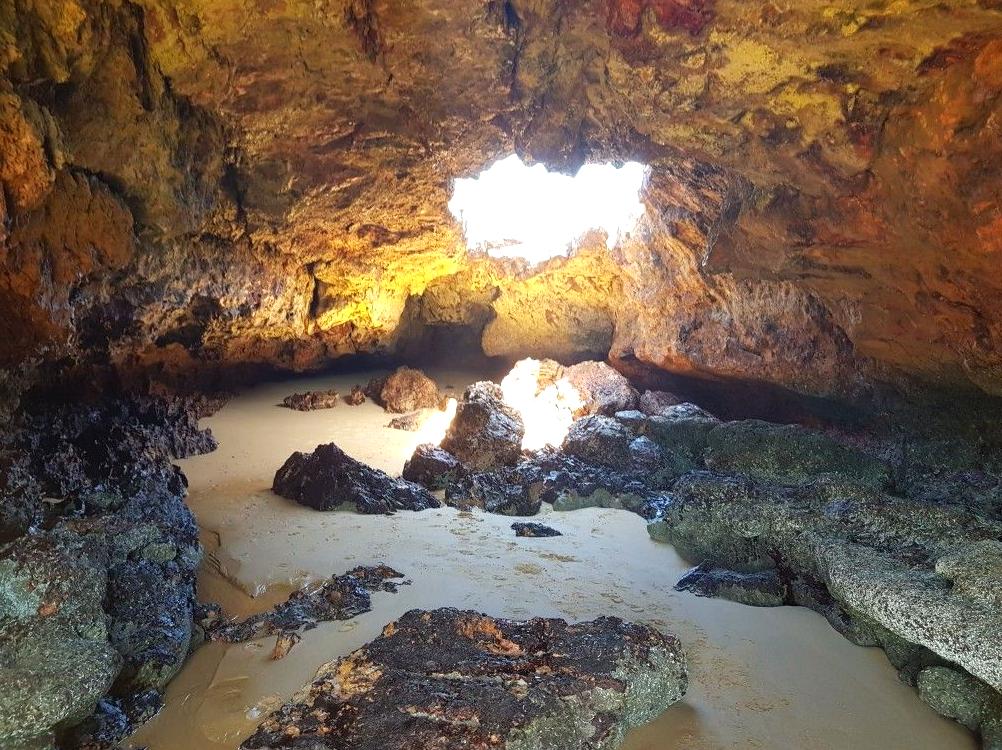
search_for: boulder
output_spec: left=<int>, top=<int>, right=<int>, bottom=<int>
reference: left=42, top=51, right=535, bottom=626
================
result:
left=445, top=467, right=541, bottom=516
left=242, top=608, right=687, bottom=750
left=367, top=367, right=440, bottom=413
left=272, top=442, right=440, bottom=513
left=281, top=388, right=338, bottom=411
left=344, top=385, right=366, bottom=405
left=441, top=382, right=524, bottom=470
left=563, top=360, right=639, bottom=416
left=402, top=444, right=464, bottom=491
left=512, top=522, right=562, bottom=538
left=0, top=535, right=121, bottom=749
left=562, top=415, right=637, bottom=469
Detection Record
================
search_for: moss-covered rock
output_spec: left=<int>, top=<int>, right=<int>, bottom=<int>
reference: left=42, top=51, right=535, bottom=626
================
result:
left=704, top=419, right=890, bottom=488
left=0, top=535, right=121, bottom=749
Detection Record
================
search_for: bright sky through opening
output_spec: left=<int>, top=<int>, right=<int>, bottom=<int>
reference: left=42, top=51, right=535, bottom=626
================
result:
left=449, top=155, right=648, bottom=265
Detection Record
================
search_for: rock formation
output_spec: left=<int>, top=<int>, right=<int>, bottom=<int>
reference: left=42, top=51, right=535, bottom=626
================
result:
left=0, top=394, right=215, bottom=748
left=280, top=388, right=339, bottom=411
left=272, top=442, right=440, bottom=513
left=241, top=607, right=688, bottom=750
left=1, top=1, right=1001, bottom=408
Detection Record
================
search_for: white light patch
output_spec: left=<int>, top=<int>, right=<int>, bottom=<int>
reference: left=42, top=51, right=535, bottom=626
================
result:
left=449, top=155, right=648, bottom=265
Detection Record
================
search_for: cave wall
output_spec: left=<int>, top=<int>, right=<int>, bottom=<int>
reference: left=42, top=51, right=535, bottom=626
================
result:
left=1, top=0, right=1001, bottom=403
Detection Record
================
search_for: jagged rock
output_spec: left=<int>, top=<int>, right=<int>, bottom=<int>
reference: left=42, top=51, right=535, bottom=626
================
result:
left=367, top=367, right=440, bottom=413
left=386, top=410, right=428, bottom=431
left=445, top=467, right=541, bottom=516
left=704, top=419, right=891, bottom=489
left=241, top=608, right=687, bottom=750
left=563, top=361, right=639, bottom=416
left=402, top=444, right=464, bottom=490
left=0, top=394, right=212, bottom=745
left=441, top=381, right=524, bottom=470
left=512, top=522, right=562, bottom=538
left=639, top=390, right=683, bottom=416
left=647, top=471, right=1002, bottom=698
left=272, top=443, right=440, bottom=513
left=675, top=564, right=787, bottom=607
left=344, top=385, right=366, bottom=405
left=280, top=389, right=338, bottom=410
left=208, top=565, right=407, bottom=642
left=504, top=447, right=673, bottom=519
left=562, top=415, right=638, bottom=469
left=563, top=415, right=667, bottom=476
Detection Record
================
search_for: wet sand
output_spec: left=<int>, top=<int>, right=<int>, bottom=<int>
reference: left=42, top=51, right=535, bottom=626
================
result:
left=130, top=367, right=975, bottom=750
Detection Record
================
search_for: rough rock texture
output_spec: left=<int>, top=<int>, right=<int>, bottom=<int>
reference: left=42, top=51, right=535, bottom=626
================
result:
left=647, top=471, right=1002, bottom=744
left=639, top=390, right=683, bottom=416
left=441, top=381, right=525, bottom=470
left=280, top=388, right=338, bottom=411
left=207, top=565, right=406, bottom=643
left=344, top=385, right=366, bottom=405
left=564, top=361, right=641, bottom=417
left=0, top=394, right=214, bottom=747
left=675, top=564, right=786, bottom=607
left=386, top=410, right=430, bottom=432
left=402, top=443, right=464, bottom=491
left=367, top=366, right=440, bottom=413
left=4, top=1, right=1002, bottom=406
left=241, top=607, right=687, bottom=750
left=272, top=442, right=440, bottom=513
left=512, top=521, right=563, bottom=538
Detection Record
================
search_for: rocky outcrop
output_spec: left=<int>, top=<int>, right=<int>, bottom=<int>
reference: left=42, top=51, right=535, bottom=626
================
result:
left=441, top=381, right=525, bottom=470
left=647, top=470, right=1002, bottom=746
left=241, top=607, right=687, bottom=750
left=2, top=1, right=1001, bottom=406
left=0, top=394, right=215, bottom=747
left=272, top=442, right=440, bottom=513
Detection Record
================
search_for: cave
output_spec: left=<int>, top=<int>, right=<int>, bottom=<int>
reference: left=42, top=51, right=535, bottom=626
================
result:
left=1, top=2, right=1001, bottom=750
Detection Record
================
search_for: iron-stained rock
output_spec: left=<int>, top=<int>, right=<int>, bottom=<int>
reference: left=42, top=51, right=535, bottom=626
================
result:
left=241, top=608, right=687, bottom=750
left=344, top=385, right=366, bottom=405
left=280, top=388, right=338, bottom=410
left=563, top=360, right=640, bottom=416
left=367, top=366, right=441, bottom=413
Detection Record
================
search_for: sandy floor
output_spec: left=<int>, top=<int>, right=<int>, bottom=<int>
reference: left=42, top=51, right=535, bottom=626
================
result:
left=130, top=367, right=975, bottom=750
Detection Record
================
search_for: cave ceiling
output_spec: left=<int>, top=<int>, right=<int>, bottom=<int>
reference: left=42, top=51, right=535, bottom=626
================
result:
left=1, top=0, right=1001, bottom=403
